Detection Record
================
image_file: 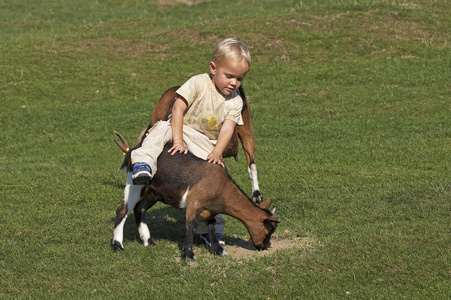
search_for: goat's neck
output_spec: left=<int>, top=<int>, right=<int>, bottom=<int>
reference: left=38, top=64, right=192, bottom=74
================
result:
left=221, top=184, right=269, bottom=232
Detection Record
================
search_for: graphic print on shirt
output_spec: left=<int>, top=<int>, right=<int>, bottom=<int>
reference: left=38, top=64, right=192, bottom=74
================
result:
left=201, top=115, right=219, bottom=131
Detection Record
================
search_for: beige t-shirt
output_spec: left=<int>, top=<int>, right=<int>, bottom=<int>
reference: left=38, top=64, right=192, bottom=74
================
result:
left=176, top=73, right=244, bottom=140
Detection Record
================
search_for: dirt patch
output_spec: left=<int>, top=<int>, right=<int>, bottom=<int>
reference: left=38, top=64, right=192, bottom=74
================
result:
left=158, top=0, right=209, bottom=6
left=173, top=232, right=320, bottom=263
left=223, top=234, right=318, bottom=259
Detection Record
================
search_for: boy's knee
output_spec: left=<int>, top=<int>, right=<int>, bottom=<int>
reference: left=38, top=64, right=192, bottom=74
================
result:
left=215, top=215, right=226, bottom=224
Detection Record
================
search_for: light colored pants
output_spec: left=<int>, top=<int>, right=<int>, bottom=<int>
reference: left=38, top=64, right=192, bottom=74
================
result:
left=131, top=120, right=225, bottom=234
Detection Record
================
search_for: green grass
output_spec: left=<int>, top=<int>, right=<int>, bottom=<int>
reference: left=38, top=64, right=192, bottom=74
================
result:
left=1, top=0, right=449, bottom=298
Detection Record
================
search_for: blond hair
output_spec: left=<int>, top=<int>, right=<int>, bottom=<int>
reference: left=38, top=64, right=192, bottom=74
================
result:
left=211, top=38, right=251, bottom=67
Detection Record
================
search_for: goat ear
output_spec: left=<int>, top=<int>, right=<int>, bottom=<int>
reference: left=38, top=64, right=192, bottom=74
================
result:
left=263, top=217, right=280, bottom=234
left=268, top=216, right=280, bottom=223
left=259, top=199, right=271, bottom=209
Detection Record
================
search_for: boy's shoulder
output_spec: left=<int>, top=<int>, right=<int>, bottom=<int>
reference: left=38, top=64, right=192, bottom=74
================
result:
left=188, top=73, right=210, bottom=83
left=184, top=73, right=213, bottom=93
left=177, top=73, right=212, bottom=104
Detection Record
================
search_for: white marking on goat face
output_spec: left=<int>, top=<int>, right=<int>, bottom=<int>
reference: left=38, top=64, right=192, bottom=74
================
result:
left=179, top=186, right=190, bottom=209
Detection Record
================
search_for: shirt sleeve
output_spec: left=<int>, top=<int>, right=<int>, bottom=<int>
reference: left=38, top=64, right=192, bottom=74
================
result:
left=225, top=95, right=244, bottom=125
left=175, top=75, right=201, bottom=107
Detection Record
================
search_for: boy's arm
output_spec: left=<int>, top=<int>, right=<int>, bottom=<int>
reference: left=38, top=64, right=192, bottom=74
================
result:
left=169, top=97, right=188, bottom=155
left=207, top=119, right=237, bottom=168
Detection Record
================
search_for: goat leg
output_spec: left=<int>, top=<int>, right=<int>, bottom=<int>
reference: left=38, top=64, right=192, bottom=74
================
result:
left=111, top=173, right=145, bottom=251
left=111, top=203, right=127, bottom=252
left=134, top=195, right=158, bottom=247
left=249, top=163, right=262, bottom=204
left=237, top=105, right=262, bottom=203
left=207, top=218, right=227, bottom=257
left=181, top=218, right=197, bottom=261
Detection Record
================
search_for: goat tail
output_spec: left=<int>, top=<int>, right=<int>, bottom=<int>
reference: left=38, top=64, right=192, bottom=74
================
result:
left=121, top=150, right=133, bottom=172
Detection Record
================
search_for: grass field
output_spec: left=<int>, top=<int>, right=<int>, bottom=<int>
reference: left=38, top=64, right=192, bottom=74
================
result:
left=1, top=0, right=449, bottom=298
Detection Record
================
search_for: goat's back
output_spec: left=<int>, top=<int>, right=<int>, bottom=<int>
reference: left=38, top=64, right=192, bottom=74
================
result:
left=151, top=144, right=232, bottom=195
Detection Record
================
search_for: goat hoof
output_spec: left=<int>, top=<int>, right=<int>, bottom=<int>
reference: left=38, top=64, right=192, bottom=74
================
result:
left=211, top=245, right=227, bottom=256
left=181, top=248, right=195, bottom=261
left=143, top=238, right=156, bottom=247
left=181, top=253, right=196, bottom=262
left=111, top=240, right=124, bottom=252
left=252, top=190, right=262, bottom=204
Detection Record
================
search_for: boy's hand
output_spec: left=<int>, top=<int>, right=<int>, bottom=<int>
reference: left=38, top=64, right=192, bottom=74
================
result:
left=169, top=140, right=188, bottom=155
left=207, top=151, right=225, bottom=168
left=205, top=119, right=236, bottom=169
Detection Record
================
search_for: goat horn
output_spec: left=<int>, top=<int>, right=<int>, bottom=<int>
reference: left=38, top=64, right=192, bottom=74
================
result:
left=114, top=131, right=129, bottom=146
left=271, top=208, right=276, bottom=215
left=114, top=131, right=130, bottom=154
left=114, top=140, right=130, bottom=154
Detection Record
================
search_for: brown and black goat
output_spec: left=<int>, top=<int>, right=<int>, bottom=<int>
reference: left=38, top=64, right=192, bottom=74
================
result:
left=111, top=133, right=278, bottom=261
left=135, top=86, right=262, bottom=203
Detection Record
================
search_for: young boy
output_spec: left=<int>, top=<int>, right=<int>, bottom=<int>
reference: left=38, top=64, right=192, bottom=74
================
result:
left=130, top=38, right=251, bottom=245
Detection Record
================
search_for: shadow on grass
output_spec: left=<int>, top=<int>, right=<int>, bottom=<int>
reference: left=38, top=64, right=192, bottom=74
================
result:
left=111, top=205, right=257, bottom=252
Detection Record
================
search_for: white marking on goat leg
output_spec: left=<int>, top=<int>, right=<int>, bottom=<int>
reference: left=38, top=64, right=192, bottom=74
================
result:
left=112, top=172, right=144, bottom=248
left=248, top=163, right=260, bottom=195
left=113, top=216, right=127, bottom=248
left=138, top=222, right=151, bottom=246
left=125, top=172, right=144, bottom=212
left=179, top=185, right=190, bottom=209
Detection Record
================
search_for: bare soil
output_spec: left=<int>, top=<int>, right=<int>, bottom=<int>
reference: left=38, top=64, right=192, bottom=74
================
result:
left=159, top=0, right=209, bottom=6
left=174, top=232, right=318, bottom=263
left=223, top=234, right=317, bottom=259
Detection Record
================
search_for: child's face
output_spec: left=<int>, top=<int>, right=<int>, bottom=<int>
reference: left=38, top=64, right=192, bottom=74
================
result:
left=210, top=59, right=249, bottom=96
